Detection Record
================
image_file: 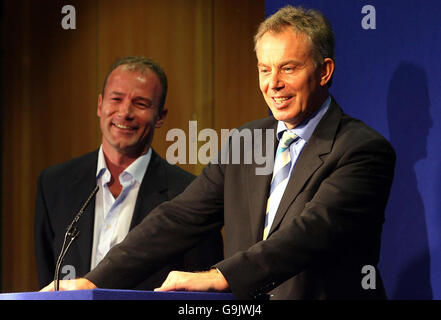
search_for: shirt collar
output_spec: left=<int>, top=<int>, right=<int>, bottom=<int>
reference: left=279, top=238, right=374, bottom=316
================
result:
left=96, top=146, right=152, bottom=184
left=276, top=95, right=331, bottom=142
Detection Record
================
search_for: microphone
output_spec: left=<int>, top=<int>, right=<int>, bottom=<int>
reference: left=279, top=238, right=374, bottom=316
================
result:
left=54, top=185, right=99, bottom=291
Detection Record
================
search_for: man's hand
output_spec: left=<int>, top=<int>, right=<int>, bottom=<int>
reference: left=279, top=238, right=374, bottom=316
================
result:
left=154, top=269, right=229, bottom=292
left=40, top=278, right=97, bottom=292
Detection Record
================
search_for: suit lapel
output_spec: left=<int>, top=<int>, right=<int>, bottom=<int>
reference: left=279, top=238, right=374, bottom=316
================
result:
left=130, top=150, right=168, bottom=229
left=66, top=151, right=98, bottom=274
left=267, top=99, right=342, bottom=237
left=66, top=149, right=167, bottom=274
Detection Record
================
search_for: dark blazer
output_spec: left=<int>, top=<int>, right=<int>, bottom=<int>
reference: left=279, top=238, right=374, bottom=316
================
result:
left=85, top=98, right=396, bottom=299
left=34, top=149, right=223, bottom=289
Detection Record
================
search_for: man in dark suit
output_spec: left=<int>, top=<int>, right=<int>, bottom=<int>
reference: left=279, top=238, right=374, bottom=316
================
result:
left=34, top=56, right=223, bottom=290
left=42, top=6, right=395, bottom=299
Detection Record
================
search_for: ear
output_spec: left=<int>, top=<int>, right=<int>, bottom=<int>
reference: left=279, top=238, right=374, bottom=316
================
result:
left=154, top=106, right=168, bottom=129
left=97, top=94, right=103, bottom=117
left=319, top=58, right=335, bottom=87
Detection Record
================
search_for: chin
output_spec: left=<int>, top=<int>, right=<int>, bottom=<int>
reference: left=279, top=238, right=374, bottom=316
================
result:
left=272, top=110, right=294, bottom=121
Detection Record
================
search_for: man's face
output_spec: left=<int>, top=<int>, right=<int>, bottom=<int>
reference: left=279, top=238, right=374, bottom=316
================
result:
left=97, top=65, right=167, bottom=158
left=256, top=28, right=329, bottom=129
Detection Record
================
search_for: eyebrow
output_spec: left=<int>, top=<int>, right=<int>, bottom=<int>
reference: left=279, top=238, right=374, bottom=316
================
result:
left=257, top=60, right=302, bottom=68
left=109, top=92, right=151, bottom=103
left=109, top=91, right=124, bottom=96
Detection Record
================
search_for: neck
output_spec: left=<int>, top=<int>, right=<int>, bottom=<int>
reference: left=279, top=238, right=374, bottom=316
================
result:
left=101, top=147, right=148, bottom=199
left=101, top=145, right=149, bottom=177
left=285, top=92, right=329, bottom=129
left=102, top=142, right=150, bottom=165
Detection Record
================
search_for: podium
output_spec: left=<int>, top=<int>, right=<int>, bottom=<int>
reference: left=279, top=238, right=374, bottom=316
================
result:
left=0, top=289, right=235, bottom=300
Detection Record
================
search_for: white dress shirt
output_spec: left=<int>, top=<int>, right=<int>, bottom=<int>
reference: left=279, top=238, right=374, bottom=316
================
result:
left=90, top=146, right=152, bottom=269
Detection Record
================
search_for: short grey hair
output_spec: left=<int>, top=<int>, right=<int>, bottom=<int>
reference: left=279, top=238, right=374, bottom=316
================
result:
left=254, top=5, right=335, bottom=73
left=102, top=56, right=168, bottom=111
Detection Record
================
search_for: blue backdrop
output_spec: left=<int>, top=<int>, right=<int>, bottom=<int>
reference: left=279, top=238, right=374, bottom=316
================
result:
left=266, top=0, right=441, bottom=299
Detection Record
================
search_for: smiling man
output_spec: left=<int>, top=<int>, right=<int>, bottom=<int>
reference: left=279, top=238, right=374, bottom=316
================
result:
left=43, top=7, right=395, bottom=300
left=98, top=61, right=166, bottom=162
left=34, top=56, right=223, bottom=290
left=257, top=28, right=333, bottom=129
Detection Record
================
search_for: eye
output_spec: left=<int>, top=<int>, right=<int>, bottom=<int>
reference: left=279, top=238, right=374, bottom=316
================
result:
left=258, top=67, right=270, bottom=74
left=134, top=99, right=152, bottom=109
left=283, top=66, right=295, bottom=73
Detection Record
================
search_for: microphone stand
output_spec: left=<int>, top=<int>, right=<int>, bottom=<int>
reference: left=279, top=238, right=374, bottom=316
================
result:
left=54, top=185, right=99, bottom=291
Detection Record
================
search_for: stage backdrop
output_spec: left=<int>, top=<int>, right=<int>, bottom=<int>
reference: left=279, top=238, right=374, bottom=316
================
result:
left=266, top=0, right=441, bottom=299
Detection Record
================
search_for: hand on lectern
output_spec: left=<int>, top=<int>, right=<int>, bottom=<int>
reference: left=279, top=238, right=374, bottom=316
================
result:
left=40, top=278, right=97, bottom=292
left=154, top=268, right=229, bottom=292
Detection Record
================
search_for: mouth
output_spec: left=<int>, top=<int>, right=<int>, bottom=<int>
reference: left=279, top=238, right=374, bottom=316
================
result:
left=271, top=96, right=293, bottom=109
left=112, top=122, right=137, bottom=131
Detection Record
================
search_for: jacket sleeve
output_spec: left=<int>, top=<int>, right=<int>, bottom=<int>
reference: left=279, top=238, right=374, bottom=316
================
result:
left=85, top=161, right=226, bottom=289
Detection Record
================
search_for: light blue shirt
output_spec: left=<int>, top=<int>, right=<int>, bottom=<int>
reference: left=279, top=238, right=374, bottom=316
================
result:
left=276, top=96, right=331, bottom=178
left=265, top=96, right=331, bottom=235
left=90, top=147, right=152, bottom=269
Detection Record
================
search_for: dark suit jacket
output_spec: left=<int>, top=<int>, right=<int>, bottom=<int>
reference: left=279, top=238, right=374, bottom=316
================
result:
left=34, top=149, right=223, bottom=289
left=85, top=99, right=396, bottom=299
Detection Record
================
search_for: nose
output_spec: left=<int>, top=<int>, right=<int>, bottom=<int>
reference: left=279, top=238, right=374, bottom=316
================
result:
left=269, top=71, right=284, bottom=91
left=118, top=100, right=134, bottom=118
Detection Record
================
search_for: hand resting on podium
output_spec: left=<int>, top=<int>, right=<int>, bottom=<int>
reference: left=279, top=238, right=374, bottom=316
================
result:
left=40, top=278, right=96, bottom=291
left=40, top=269, right=229, bottom=293
left=154, top=269, right=229, bottom=292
